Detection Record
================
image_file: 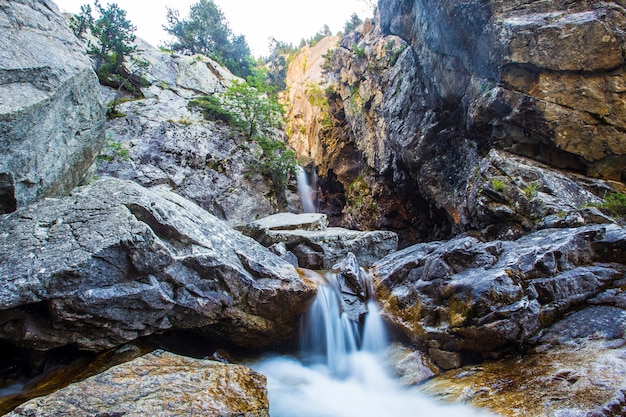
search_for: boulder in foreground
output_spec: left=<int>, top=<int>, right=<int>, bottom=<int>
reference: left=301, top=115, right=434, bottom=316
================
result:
left=6, top=350, right=269, bottom=417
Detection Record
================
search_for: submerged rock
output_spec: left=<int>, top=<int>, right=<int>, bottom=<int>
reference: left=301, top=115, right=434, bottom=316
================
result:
left=374, top=224, right=626, bottom=365
left=241, top=213, right=398, bottom=269
left=0, top=0, right=105, bottom=214
left=6, top=350, right=269, bottom=417
left=0, top=178, right=315, bottom=351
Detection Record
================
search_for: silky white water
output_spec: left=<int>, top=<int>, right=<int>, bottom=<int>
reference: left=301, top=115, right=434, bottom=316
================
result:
left=296, top=167, right=318, bottom=213
left=253, top=271, right=496, bottom=417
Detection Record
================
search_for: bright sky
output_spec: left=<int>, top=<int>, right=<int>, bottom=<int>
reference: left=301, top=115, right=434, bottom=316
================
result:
left=53, top=0, right=375, bottom=57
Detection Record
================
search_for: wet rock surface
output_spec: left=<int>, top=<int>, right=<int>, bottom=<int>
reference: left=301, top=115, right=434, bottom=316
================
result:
left=5, top=350, right=269, bottom=417
left=0, top=178, right=315, bottom=351
left=420, top=305, right=626, bottom=416
left=374, top=224, right=626, bottom=364
left=0, top=0, right=105, bottom=214
left=241, top=213, right=398, bottom=269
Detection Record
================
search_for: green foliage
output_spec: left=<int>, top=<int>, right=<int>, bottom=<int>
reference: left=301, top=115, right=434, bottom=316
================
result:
left=387, top=43, right=406, bottom=67
left=88, top=0, right=137, bottom=69
left=164, top=0, right=252, bottom=78
left=490, top=179, right=506, bottom=192
left=321, top=48, right=336, bottom=73
left=69, top=4, right=93, bottom=39
left=188, top=95, right=232, bottom=123
left=343, top=13, right=363, bottom=36
left=523, top=182, right=540, bottom=199
left=249, top=136, right=298, bottom=205
left=597, top=192, right=626, bottom=218
left=353, top=45, right=366, bottom=58
left=98, top=135, right=129, bottom=161
left=307, top=83, right=327, bottom=108
left=221, top=80, right=284, bottom=137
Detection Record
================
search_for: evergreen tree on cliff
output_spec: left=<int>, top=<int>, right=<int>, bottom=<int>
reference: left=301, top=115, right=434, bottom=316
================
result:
left=89, top=0, right=137, bottom=72
left=164, top=0, right=252, bottom=78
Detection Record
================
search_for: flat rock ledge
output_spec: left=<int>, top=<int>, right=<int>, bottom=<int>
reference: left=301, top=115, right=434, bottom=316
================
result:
left=240, top=213, right=398, bottom=269
left=5, top=350, right=269, bottom=417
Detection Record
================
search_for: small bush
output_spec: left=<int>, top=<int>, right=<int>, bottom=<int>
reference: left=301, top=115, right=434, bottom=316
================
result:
left=188, top=95, right=233, bottom=123
left=98, top=136, right=129, bottom=162
left=523, top=182, right=540, bottom=199
left=490, top=179, right=506, bottom=192
left=598, top=192, right=626, bottom=218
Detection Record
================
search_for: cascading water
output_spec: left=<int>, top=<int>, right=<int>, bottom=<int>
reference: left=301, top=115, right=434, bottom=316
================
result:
left=253, top=269, right=497, bottom=417
left=296, top=167, right=318, bottom=213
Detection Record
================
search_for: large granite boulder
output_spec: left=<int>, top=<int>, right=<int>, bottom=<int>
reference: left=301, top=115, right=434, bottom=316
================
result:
left=241, top=213, right=398, bottom=269
left=0, top=0, right=105, bottom=214
left=374, top=224, right=626, bottom=367
left=0, top=178, right=315, bottom=351
left=6, top=350, right=269, bottom=417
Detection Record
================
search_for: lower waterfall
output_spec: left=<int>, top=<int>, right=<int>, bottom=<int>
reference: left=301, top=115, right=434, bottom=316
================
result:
left=252, top=270, right=496, bottom=417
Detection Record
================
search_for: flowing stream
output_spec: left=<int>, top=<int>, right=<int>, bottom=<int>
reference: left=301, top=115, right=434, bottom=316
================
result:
left=253, top=271, right=496, bottom=417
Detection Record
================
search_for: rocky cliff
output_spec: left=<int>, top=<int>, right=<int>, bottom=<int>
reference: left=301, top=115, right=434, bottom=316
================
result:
left=0, top=0, right=105, bottom=215
left=289, top=0, right=626, bottom=242
left=97, top=39, right=300, bottom=226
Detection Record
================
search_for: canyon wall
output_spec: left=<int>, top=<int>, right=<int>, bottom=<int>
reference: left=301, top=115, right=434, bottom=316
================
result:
left=288, top=0, right=626, bottom=243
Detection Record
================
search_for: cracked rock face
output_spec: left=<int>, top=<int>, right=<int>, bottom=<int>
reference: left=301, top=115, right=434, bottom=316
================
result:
left=298, top=0, right=625, bottom=242
left=0, top=178, right=315, bottom=351
left=0, top=0, right=105, bottom=214
left=374, top=223, right=626, bottom=362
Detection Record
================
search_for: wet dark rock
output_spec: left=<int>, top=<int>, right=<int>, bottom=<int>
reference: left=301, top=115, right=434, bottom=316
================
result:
left=375, top=224, right=626, bottom=361
left=0, top=178, right=315, bottom=352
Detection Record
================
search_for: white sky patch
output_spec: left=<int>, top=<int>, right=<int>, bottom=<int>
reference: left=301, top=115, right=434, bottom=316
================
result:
left=53, top=0, right=374, bottom=56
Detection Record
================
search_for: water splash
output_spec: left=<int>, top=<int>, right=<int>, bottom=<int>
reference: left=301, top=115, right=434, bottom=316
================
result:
left=296, top=167, right=318, bottom=213
left=253, top=267, right=498, bottom=417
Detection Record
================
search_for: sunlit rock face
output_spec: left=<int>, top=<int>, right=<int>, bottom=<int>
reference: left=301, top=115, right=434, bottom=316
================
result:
left=98, top=40, right=298, bottom=226
left=6, top=350, right=270, bottom=417
left=241, top=213, right=398, bottom=269
left=420, top=306, right=626, bottom=416
left=0, top=178, right=315, bottom=351
left=298, top=0, right=626, bottom=241
left=0, top=0, right=105, bottom=214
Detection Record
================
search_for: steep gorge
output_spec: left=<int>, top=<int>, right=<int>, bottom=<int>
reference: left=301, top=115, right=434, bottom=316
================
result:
left=287, top=0, right=626, bottom=244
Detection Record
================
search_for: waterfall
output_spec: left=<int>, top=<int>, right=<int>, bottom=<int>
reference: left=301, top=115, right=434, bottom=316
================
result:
left=253, top=267, right=497, bottom=417
left=296, top=167, right=318, bottom=213
left=299, top=272, right=380, bottom=378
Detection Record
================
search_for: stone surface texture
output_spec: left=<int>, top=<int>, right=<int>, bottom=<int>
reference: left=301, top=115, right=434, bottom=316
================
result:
left=0, top=0, right=105, bottom=214
left=287, top=0, right=626, bottom=242
left=241, top=213, right=398, bottom=269
left=374, top=224, right=626, bottom=362
left=0, top=178, right=315, bottom=351
left=98, top=39, right=301, bottom=226
left=6, top=350, right=269, bottom=417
